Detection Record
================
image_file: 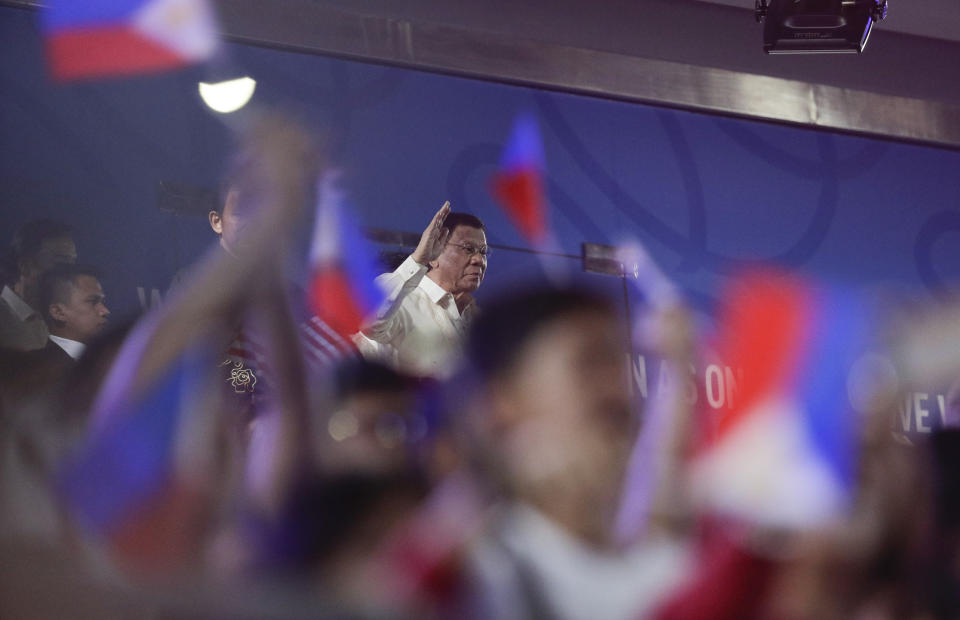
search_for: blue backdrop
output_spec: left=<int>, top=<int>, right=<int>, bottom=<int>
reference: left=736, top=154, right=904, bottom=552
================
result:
left=2, top=6, right=959, bottom=432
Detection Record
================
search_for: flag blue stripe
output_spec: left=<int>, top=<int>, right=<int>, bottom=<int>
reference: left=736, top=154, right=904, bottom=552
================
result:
left=58, top=355, right=201, bottom=534
left=793, top=289, right=868, bottom=491
left=339, top=203, right=386, bottom=311
left=500, top=113, right=545, bottom=173
left=42, top=0, right=145, bottom=30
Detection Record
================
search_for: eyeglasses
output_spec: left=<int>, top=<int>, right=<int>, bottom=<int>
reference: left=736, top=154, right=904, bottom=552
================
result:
left=447, top=242, right=491, bottom=257
left=328, top=409, right=428, bottom=446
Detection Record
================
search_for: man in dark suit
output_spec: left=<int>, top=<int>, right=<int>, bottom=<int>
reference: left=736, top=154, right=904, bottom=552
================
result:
left=1, top=264, right=109, bottom=407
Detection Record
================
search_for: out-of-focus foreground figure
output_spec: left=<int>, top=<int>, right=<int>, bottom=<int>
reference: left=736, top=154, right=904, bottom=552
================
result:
left=458, top=286, right=693, bottom=619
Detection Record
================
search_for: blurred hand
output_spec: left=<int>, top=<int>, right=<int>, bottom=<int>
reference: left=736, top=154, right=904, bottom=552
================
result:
left=237, top=114, right=324, bottom=244
left=411, top=202, right=451, bottom=266
left=654, top=306, right=696, bottom=363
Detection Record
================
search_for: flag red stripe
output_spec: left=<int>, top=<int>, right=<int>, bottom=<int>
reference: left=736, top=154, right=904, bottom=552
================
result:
left=492, top=169, right=547, bottom=243
left=47, top=27, right=186, bottom=81
left=309, top=270, right=367, bottom=337
left=710, top=272, right=814, bottom=441
left=106, top=480, right=207, bottom=573
left=307, top=316, right=358, bottom=355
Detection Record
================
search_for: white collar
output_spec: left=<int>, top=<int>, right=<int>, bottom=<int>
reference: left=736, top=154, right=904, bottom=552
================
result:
left=495, top=503, right=693, bottom=620
left=420, top=273, right=453, bottom=305
left=49, top=335, right=85, bottom=360
left=420, top=275, right=478, bottom=316
left=1, top=285, right=38, bottom=321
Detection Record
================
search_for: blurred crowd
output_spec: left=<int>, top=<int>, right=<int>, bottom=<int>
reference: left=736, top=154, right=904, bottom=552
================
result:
left=0, top=117, right=957, bottom=620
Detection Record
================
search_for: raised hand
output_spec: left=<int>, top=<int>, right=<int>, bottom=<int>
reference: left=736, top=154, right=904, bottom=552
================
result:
left=411, top=201, right=451, bottom=266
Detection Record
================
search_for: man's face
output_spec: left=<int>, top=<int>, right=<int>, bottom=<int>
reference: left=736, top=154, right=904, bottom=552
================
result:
left=490, top=310, right=635, bottom=511
left=429, top=226, right=487, bottom=296
left=50, top=275, right=110, bottom=343
left=209, top=189, right=253, bottom=257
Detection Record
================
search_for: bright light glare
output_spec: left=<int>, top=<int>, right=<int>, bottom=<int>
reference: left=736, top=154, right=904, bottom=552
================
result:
left=198, top=77, right=256, bottom=114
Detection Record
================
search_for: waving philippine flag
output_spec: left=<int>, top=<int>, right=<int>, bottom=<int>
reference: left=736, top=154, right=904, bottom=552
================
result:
left=491, top=113, right=550, bottom=246
left=58, top=348, right=213, bottom=571
left=689, top=269, right=873, bottom=529
left=42, top=0, right=218, bottom=81
left=308, top=171, right=385, bottom=338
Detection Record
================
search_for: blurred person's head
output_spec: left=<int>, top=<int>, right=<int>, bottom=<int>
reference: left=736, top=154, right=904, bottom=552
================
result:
left=919, top=430, right=960, bottom=616
left=208, top=129, right=324, bottom=258
left=465, top=286, right=634, bottom=546
left=943, top=376, right=960, bottom=429
left=319, top=358, right=422, bottom=475
left=428, top=213, right=487, bottom=296
left=258, top=471, right=428, bottom=580
left=209, top=189, right=254, bottom=258
left=4, top=219, right=76, bottom=304
left=40, top=264, right=109, bottom=344
left=209, top=153, right=259, bottom=257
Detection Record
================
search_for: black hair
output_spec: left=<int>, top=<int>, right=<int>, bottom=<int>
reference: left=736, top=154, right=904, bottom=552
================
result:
left=38, top=263, right=101, bottom=324
left=443, top=212, right=486, bottom=235
left=254, top=470, right=428, bottom=573
left=332, top=357, right=416, bottom=403
left=2, top=219, right=74, bottom=285
left=466, top=286, right=616, bottom=383
left=926, top=430, right=960, bottom=616
left=213, top=150, right=255, bottom=216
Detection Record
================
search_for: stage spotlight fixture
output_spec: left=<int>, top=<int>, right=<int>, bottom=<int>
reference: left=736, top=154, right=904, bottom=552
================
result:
left=198, top=76, right=257, bottom=114
left=756, top=0, right=888, bottom=54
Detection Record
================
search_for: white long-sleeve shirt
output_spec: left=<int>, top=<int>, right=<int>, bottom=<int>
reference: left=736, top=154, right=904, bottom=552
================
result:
left=467, top=504, right=692, bottom=620
left=353, top=256, right=477, bottom=379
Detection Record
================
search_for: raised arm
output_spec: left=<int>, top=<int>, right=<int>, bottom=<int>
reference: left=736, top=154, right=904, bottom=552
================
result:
left=92, top=114, right=320, bottom=426
left=361, top=202, right=451, bottom=343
